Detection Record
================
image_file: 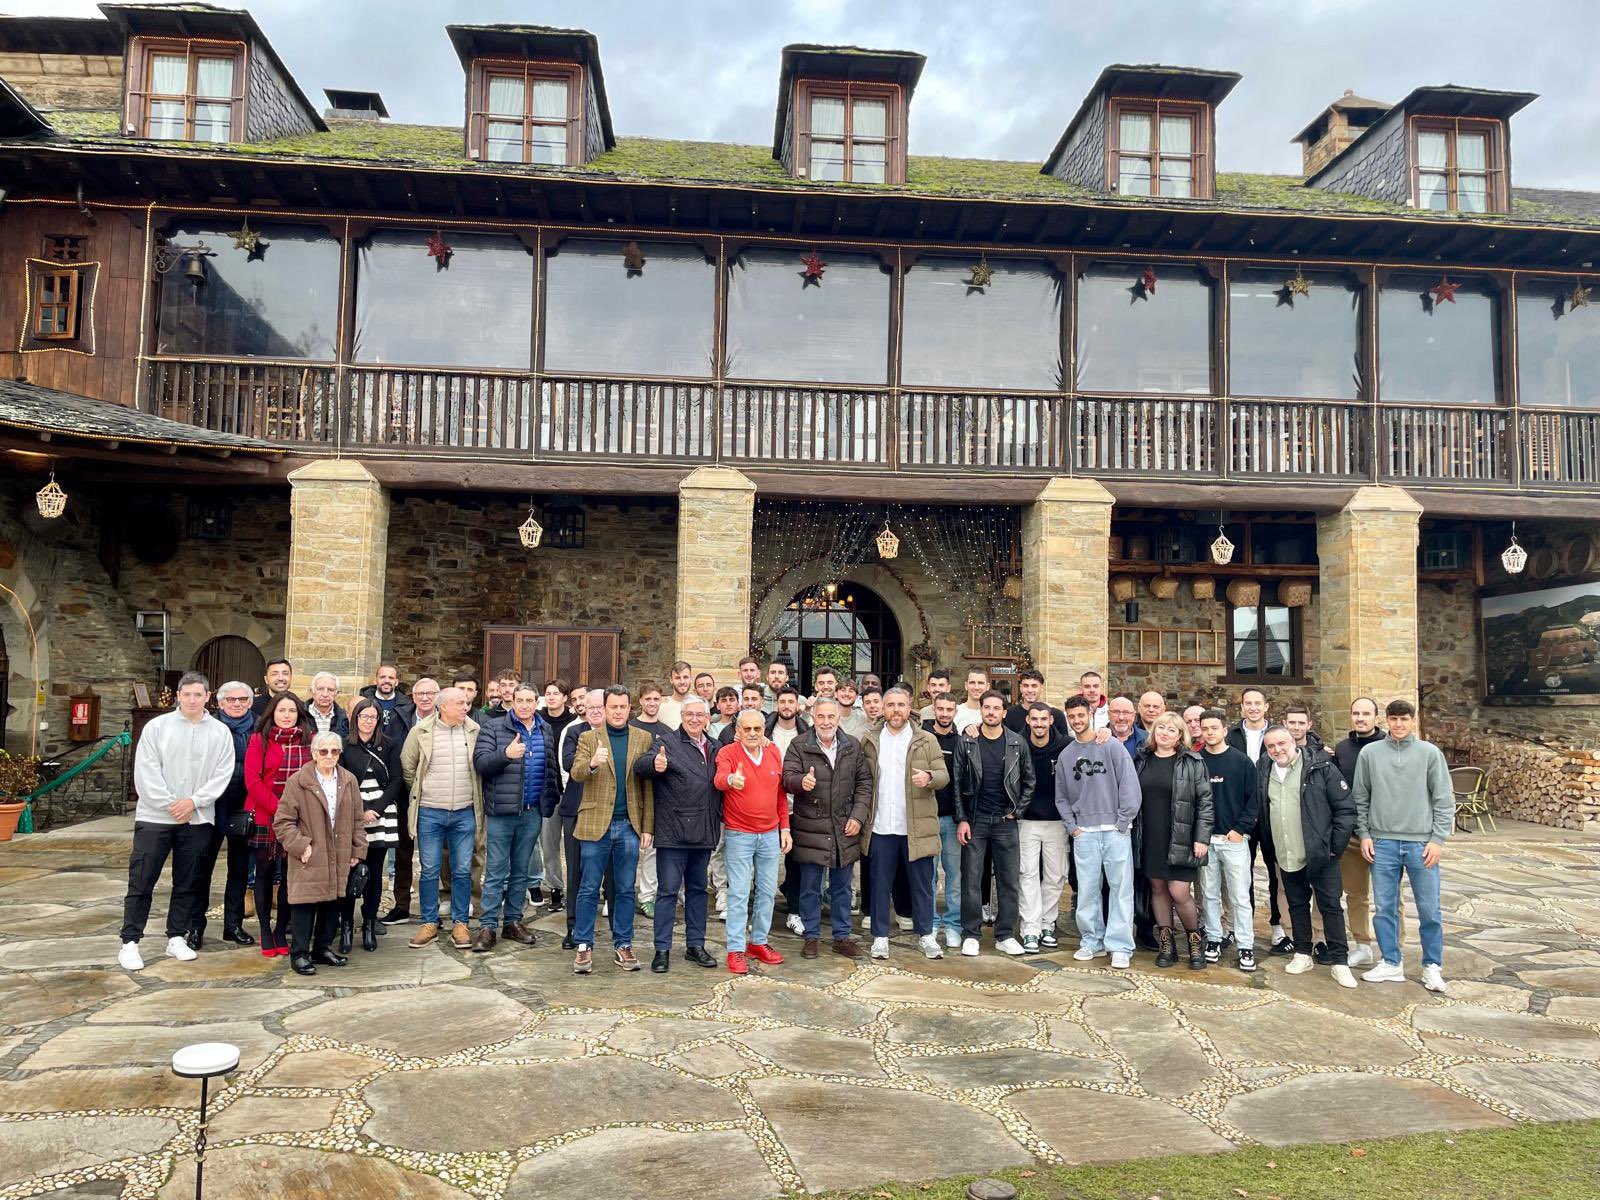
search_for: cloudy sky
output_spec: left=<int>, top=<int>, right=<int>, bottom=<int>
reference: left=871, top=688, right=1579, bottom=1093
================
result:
left=40, top=0, right=1600, bottom=189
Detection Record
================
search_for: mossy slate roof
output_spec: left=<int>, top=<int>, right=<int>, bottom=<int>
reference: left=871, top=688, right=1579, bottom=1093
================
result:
left=34, top=109, right=1600, bottom=229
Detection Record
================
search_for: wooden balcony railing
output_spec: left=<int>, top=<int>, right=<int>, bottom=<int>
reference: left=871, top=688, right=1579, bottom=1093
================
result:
left=145, top=357, right=1587, bottom=492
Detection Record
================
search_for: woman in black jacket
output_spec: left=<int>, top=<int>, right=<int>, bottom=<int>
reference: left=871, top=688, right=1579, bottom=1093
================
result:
left=341, top=698, right=405, bottom=952
left=1134, top=712, right=1215, bottom=970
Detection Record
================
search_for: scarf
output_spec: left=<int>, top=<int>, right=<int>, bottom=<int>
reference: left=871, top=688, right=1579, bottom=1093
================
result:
left=218, top=707, right=255, bottom=757
left=269, top=725, right=308, bottom=799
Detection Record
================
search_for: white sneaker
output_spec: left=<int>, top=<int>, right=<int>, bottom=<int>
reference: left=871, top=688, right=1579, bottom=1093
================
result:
left=896, top=915, right=914, bottom=932
left=165, top=935, right=197, bottom=962
left=1073, top=945, right=1104, bottom=961
left=1331, top=964, right=1358, bottom=989
left=981, top=904, right=996, bottom=925
left=1110, top=951, right=1132, bottom=969
left=1421, top=964, right=1449, bottom=993
left=870, top=937, right=889, bottom=960
left=1285, top=952, right=1314, bottom=975
left=919, top=934, right=944, bottom=960
left=118, top=942, right=145, bottom=971
left=960, top=937, right=980, bottom=957
left=860, top=912, right=872, bottom=931
left=944, top=928, right=961, bottom=950
left=786, top=913, right=805, bottom=937
left=716, top=908, right=727, bottom=922
left=1347, top=942, right=1375, bottom=968
left=1363, top=960, right=1407, bottom=984
left=996, top=937, right=1025, bottom=956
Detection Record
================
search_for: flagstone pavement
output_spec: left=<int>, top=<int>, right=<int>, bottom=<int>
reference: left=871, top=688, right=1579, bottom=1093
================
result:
left=2, top=815, right=1599, bottom=1198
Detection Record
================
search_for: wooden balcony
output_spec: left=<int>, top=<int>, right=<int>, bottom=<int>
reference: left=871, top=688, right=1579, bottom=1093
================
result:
left=144, top=356, right=1577, bottom=491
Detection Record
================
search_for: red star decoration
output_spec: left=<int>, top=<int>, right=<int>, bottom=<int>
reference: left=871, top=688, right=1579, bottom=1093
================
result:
left=1430, top=276, right=1460, bottom=305
left=1141, top=266, right=1158, bottom=294
left=799, top=250, right=826, bottom=286
left=426, top=230, right=453, bottom=269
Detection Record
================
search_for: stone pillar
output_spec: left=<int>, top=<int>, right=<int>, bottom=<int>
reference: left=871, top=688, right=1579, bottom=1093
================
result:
left=1316, top=484, right=1423, bottom=718
left=284, top=460, right=389, bottom=696
left=675, top=466, right=756, bottom=681
left=1022, top=477, right=1116, bottom=696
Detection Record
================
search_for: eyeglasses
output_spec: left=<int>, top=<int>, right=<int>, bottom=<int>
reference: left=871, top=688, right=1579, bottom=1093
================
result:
left=220, top=695, right=252, bottom=704
left=314, top=748, right=341, bottom=757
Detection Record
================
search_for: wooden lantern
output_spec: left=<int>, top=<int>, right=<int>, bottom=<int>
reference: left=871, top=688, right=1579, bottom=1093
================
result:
left=1110, top=574, right=1137, bottom=603
left=1277, top=579, right=1312, bottom=608
left=1189, top=575, right=1216, bottom=600
left=1148, top=574, right=1180, bottom=600
left=1225, top=578, right=1260, bottom=608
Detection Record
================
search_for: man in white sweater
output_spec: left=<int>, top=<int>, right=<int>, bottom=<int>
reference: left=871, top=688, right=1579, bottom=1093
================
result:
left=119, top=671, right=235, bottom=971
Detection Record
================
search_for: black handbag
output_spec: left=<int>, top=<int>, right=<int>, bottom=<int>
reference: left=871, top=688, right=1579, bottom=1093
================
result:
left=224, top=809, right=253, bottom=838
left=346, top=860, right=370, bottom=900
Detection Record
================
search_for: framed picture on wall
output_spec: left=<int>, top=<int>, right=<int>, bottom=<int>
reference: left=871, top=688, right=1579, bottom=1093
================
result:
left=132, top=683, right=153, bottom=709
left=1481, top=577, right=1600, bottom=700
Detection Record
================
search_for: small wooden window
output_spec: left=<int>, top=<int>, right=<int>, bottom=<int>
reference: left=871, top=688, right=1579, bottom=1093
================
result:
left=128, top=38, right=245, bottom=142
left=44, top=235, right=87, bottom=263
left=483, top=625, right=621, bottom=690
left=1225, top=602, right=1304, bottom=683
left=1109, top=98, right=1210, bottom=198
left=795, top=80, right=904, bottom=184
left=34, top=269, right=81, bottom=340
left=469, top=60, right=581, bottom=165
left=1413, top=118, right=1504, bottom=213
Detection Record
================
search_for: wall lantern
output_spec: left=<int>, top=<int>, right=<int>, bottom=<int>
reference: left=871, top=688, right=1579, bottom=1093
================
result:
left=875, top=520, right=900, bottom=560
left=517, top=502, right=544, bottom=550
left=1501, top=522, right=1527, bottom=575
left=1210, top=524, right=1235, bottom=565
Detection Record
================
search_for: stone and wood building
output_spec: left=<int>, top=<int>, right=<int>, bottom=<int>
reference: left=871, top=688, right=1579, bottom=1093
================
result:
left=0, top=4, right=1596, bottom=828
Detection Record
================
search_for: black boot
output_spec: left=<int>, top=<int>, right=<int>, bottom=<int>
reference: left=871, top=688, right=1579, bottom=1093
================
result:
left=1154, top=926, right=1178, bottom=968
left=290, top=954, right=316, bottom=976
left=338, top=915, right=354, bottom=956
left=1186, top=928, right=1207, bottom=971
left=361, top=919, right=378, bottom=952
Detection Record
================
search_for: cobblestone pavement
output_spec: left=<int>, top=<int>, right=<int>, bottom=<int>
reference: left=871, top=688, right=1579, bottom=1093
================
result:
left=1, top=816, right=1598, bottom=1198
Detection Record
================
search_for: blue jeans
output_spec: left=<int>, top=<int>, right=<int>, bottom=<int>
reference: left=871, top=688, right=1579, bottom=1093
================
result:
left=417, top=806, right=476, bottom=927
left=1072, top=829, right=1134, bottom=954
left=1371, top=837, right=1444, bottom=967
left=937, top=816, right=963, bottom=933
left=574, top=818, right=639, bottom=948
left=724, top=829, right=780, bottom=953
left=479, top=808, right=542, bottom=930
left=798, top=861, right=854, bottom=941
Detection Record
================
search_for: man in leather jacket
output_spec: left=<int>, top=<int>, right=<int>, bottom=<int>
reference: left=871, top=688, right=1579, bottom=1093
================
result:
left=953, top=691, right=1034, bottom=957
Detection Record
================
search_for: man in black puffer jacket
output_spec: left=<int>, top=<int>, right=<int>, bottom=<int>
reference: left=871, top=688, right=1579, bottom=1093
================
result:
left=1258, top=725, right=1357, bottom=988
left=472, top=684, right=560, bottom=952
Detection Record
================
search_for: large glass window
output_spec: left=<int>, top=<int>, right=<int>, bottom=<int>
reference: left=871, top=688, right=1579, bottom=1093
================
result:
left=1229, top=267, right=1361, bottom=399
left=353, top=231, right=533, bottom=369
left=1075, top=262, right=1212, bottom=393
left=1378, top=272, right=1498, bottom=404
left=155, top=222, right=340, bottom=359
left=1517, top=280, right=1600, bottom=408
left=543, top=239, right=715, bottom=376
left=901, top=256, right=1063, bottom=390
left=725, top=248, right=890, bottom=384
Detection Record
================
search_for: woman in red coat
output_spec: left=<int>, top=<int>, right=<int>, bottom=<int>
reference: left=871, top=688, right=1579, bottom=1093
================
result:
left=244, top=691, right=313, bottom=956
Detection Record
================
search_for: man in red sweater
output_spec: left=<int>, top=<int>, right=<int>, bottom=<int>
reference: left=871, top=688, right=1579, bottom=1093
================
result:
left=714, top=710, right=792, bottom=974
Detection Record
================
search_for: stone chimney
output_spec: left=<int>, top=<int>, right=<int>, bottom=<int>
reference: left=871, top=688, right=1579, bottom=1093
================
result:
left=1293, top=89, right=1390, bottom=176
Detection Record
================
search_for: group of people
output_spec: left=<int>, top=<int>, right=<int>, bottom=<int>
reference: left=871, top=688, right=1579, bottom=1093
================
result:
left=119, top=656, right=1456, bottom=992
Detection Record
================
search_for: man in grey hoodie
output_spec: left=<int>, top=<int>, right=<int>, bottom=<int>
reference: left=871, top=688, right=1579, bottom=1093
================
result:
left=1055, top=695, right=1142, bottom=968
left=1352, top=698, right=1454, bottom=993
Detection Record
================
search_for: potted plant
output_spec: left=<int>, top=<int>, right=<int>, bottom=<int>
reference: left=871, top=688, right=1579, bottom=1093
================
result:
left=0, top=750, right=41, bottom=840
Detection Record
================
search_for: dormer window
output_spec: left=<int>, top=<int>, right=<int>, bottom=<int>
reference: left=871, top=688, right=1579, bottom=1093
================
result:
left=469, top=61, right=581, bottom=164
left=797, top=81, right=901, bottom=183
left=1110, top=99, right=1208, bottom=198
left=1414, top=119, right=1502, bottom=213
left=128, top=37, right=243, bottom=142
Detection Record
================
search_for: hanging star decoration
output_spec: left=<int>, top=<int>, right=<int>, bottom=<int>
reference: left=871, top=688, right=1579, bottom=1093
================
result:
left=1430, top=276, right=1460, bottom=305
left=1129, top=264, right=1158, bottom=303
left=622, top=241, right=646, bottom=277
left=964, top=255, right=994, bottom=293
left=230, top=218, right=268, bottom=261
left=425, top=229, right=453, bottom=270
left=799, top=250, right=826, bottom=286
left=1571, top=280, right=1592, bottom=310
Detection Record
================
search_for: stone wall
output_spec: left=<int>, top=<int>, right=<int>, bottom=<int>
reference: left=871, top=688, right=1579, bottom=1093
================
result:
left=383, top=495, right=678, bottom=686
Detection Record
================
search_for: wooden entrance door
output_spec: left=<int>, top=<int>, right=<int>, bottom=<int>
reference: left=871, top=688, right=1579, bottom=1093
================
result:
left=482, top=626, right=622, bottom=689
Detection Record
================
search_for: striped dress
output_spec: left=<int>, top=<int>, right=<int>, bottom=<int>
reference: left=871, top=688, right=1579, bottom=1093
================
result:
left=341, top=740, right=398, bottom=847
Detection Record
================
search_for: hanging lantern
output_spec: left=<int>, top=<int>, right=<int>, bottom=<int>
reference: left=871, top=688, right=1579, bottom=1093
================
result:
left=35, top=470, right=67, bottom=519
left=874, top=519, right=900, bottom=560
left=517, top=503, right=543, bottom=550
left=1501, top=523, right=1527, bottom=575
left=1210, top=525, right=1235, bottom=565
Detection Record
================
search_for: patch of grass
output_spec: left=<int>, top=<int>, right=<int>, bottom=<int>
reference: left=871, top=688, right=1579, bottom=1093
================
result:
left=821, top=1119, right=1600, bottom=1200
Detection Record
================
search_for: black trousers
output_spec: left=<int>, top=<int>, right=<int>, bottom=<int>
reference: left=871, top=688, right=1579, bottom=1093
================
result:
left=563, top=815, right=613, bottom=936
left=654, top=846, right=712, bottom=951
left=858, top=845, right=913, bottom=917
left=289, top=899, right=340, bottom=956
left=192, top=823, right=251, bottom=936
left=120, top=821, right=208, bottom=944
left=780, top=844, right=803, bottom=911
left=1282, top=855, right=1348, bottom=964
left=252, top=846, right=290, bottom=949
left=392, top=800, right=414, bottom=911
left=960, top=811, right=1021, bottom=941
left=868, top=833, right=935, bottom=938
left=1250, top=823, right=1285, bottom=927
left=339, top=841, right=391, bottom=927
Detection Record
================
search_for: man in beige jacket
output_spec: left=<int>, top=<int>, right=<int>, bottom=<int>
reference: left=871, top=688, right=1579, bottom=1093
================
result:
left=401, top=687, right=483, bottom=950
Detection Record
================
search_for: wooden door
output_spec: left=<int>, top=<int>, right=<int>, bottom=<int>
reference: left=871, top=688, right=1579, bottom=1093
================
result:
left=482, top=626, right=621, bottom=689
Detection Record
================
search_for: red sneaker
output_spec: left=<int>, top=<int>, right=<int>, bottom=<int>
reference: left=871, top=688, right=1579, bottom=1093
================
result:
left=747, top=943, right=784, bottom=966
left=726, top=951, right=748, bottom=975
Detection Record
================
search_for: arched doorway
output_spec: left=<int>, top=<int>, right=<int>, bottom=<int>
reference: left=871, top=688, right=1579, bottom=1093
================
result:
left=193, top=635, right=265, bottom=692
left=772, top=582, right=902, bottom=688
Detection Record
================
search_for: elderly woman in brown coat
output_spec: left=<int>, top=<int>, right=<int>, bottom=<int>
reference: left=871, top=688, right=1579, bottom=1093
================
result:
left=273, top=731, right=367, bottom=977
